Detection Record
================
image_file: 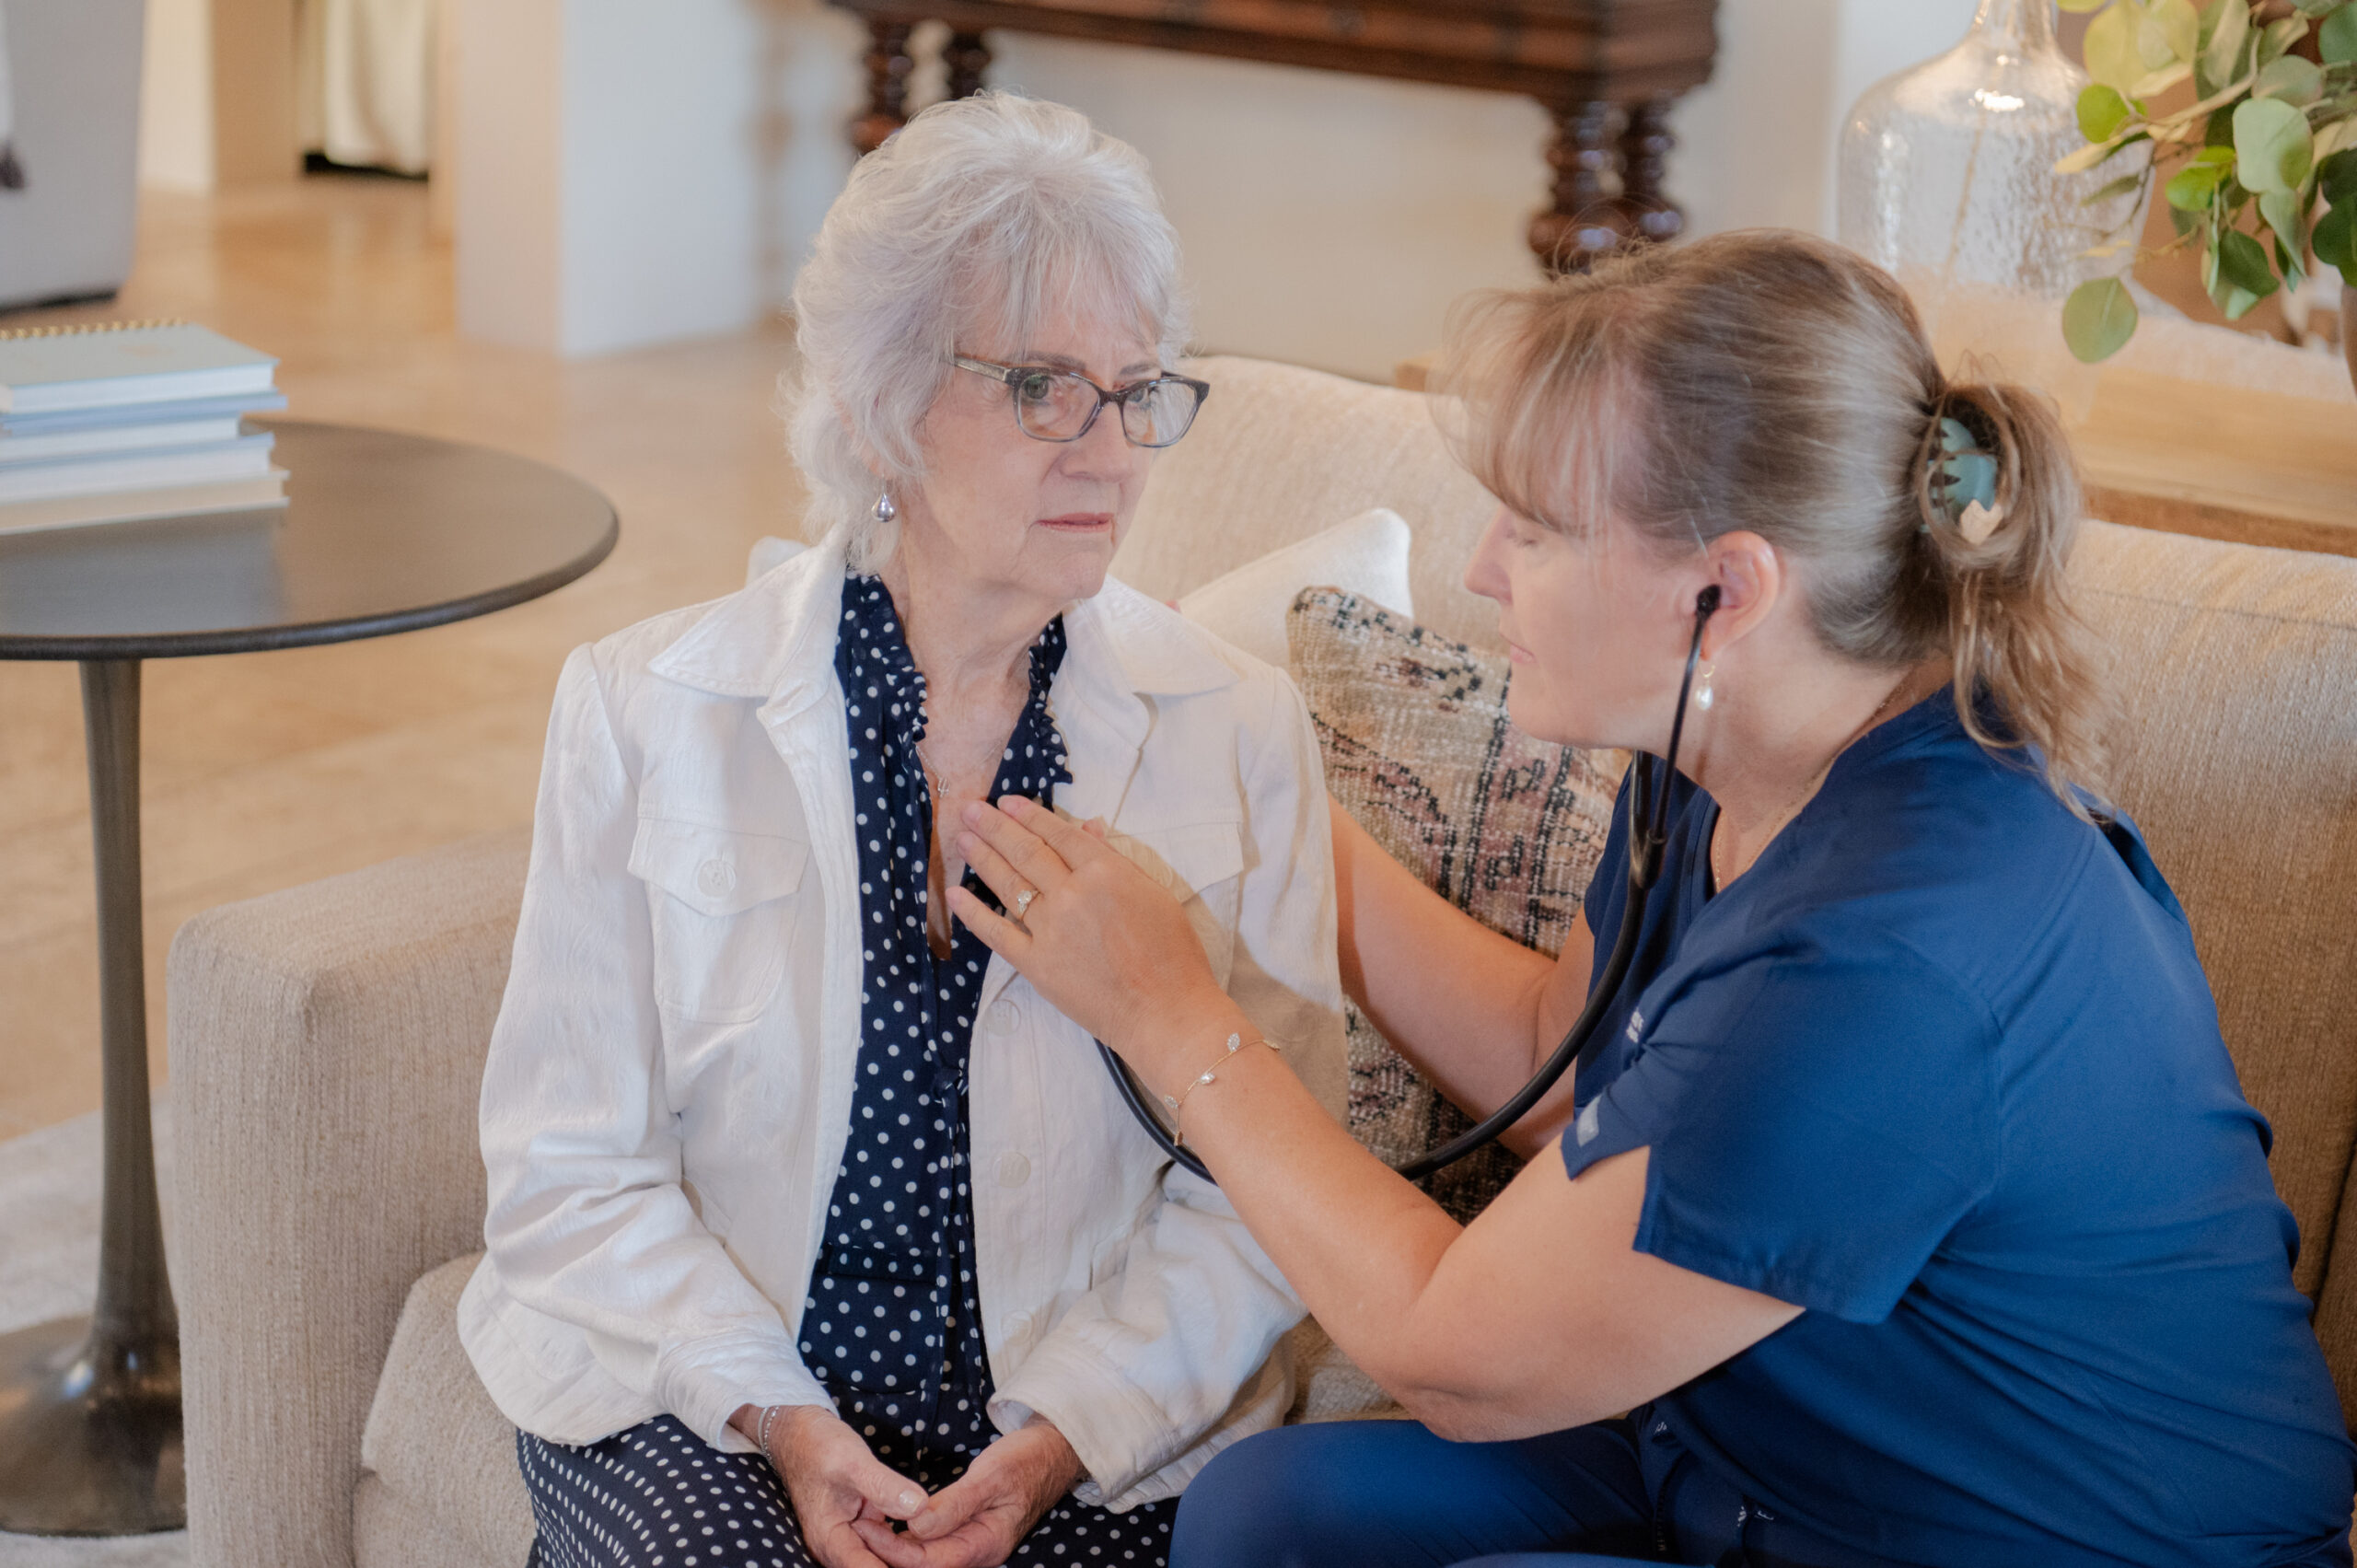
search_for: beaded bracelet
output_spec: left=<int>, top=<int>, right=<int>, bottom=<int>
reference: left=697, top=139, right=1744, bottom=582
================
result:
left=758, top=1403, right=785, bottom=1458
left=1159, top=1030, right=1280, bottom=1146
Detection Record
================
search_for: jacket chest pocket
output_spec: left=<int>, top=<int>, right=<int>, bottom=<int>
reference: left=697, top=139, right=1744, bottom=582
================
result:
left=630, top=817, right=811, bottom=1023
left=1121, top=819, right=1245, bottom=988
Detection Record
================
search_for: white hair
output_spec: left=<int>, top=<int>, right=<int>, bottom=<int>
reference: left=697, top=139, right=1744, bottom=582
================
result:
left=784, top=92, right=1191, bottom=572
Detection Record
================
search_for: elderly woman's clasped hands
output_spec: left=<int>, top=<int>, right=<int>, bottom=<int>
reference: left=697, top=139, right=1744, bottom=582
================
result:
left=764, top=1400, right=1086, bottom=1568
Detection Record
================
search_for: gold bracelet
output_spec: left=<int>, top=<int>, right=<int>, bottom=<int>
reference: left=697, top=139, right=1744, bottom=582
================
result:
left=1159, top=1031, right=1280, bottom=1146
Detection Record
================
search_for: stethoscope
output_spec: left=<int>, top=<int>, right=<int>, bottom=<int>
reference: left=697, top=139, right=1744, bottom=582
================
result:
left=1101, top=585, right=1724, bottom=1185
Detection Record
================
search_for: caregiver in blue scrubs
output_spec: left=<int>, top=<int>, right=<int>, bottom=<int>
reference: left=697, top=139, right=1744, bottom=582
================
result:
left=945, top=229, right=2357, bottom=1568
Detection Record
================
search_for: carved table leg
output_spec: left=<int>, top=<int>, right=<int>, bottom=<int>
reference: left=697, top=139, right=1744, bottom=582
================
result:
left=1527, top=99, right=1634, bottom=275
left=1618, top=95, right=1685, bottom=246
left=945, top=31, right=992, bottom=100
left=851, top=18, right=916, bottom=155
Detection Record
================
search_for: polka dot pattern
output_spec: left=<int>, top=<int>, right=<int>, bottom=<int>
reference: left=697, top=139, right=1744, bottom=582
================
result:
left=519, top=1413, right=1176, bottom=1566
left=804, top=571, right=1070, bottom=1455
left=515, top=574, right=1173, bottom=1564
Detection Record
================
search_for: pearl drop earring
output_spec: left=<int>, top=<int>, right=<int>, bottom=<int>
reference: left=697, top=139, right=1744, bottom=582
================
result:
left=873, top=490, right=898, bottom=525
left=1693, top=661, right=1716, bottom=711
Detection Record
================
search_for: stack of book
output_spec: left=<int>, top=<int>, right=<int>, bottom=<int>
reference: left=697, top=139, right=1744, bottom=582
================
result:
left=0, top=319, right=289, bottom=535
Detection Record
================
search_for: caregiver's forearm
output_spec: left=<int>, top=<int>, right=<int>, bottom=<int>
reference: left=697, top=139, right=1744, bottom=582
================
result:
left=1330, top=796, right=1595, bottom=1154
left=1142, top=985, right=1469, bottom=1408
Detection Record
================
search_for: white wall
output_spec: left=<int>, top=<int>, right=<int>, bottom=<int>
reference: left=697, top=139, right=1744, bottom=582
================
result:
left=137, top=0, right=214, bottom=191
left=452, top=0, right=1992, bottom=375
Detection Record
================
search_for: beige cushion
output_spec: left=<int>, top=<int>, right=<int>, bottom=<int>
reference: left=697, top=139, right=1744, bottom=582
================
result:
left=168, top=828, right=530, bottom=1568
left=358, top=1252, right=534, bottom=1568
left=1124, top=356, right=1502, bottom=654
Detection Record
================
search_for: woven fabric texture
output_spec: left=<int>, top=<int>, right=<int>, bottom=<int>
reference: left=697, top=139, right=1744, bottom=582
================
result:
left=358, top=1252, right=533, bottom=1567
left=167, top=828, right=529, bottom=1568
left=1287, top=587, right=1621, bottom=1224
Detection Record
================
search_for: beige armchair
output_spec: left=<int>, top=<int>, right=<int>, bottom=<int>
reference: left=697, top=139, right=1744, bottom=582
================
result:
left=167, top=354, right=2357, bottom=1568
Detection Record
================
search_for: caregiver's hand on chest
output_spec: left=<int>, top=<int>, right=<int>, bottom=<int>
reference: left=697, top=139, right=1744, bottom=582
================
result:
left=949, top=796, right=1234, bottom=1084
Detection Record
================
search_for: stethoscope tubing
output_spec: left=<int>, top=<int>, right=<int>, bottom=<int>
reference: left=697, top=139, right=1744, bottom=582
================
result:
left=1104, top=587, right=1724, bottom=1190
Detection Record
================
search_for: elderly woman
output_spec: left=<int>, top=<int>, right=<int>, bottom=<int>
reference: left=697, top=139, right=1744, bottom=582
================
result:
left=458, top=94, right=1343, bottom=1568
left=950, top=231, right=2355, bottom=1567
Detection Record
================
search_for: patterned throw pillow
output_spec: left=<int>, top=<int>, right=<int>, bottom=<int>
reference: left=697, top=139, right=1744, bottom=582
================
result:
left=1285, top=587, right=1624, bottom=1224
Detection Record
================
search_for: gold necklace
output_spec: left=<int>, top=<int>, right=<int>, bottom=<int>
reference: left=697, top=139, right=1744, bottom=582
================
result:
left=913, top=738, right=947, bottom=801
left=1710, top=673, right=1919, bottom=891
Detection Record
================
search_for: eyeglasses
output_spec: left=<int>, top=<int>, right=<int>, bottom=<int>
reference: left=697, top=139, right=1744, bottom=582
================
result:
left=952, top=356, right=1211, bottom=448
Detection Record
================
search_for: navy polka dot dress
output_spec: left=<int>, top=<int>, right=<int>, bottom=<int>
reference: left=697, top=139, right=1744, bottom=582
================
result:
left=517, top=574, right=1178, bottom=1567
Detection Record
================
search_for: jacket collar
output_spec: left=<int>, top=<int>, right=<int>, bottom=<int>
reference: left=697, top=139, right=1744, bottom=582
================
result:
left=644, top=528, right=1243, bottom=717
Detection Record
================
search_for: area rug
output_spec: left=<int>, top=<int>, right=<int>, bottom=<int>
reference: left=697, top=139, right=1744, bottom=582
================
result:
left=0, top=1107, right=189, bottom=1567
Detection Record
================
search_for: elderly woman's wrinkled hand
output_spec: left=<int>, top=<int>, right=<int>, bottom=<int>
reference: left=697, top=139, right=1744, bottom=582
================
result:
left=853, top=1421, right=1085, bottom=1568
left=765, top=1406, right=930, bottom=1568
left=950, top=796, right=1228, bottom=1070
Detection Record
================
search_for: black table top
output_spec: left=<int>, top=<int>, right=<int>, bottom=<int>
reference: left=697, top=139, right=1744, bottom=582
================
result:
left=0, top=420, right=619, bottom=660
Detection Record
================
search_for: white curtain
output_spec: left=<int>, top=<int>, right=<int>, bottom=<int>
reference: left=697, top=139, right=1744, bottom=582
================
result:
left=295, top=0, right=435, bottom=175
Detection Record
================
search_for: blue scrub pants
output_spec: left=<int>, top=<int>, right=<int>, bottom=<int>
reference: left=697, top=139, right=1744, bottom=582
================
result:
left=1170, top=1411, right=1892, bottom=1568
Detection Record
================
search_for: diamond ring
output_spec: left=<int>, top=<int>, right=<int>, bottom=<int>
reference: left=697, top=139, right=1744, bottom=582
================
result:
left=1012, top=888, right=1039, bottom=920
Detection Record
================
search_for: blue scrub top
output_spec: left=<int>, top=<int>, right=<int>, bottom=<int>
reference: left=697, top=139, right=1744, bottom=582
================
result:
left=1566, top=691, right=2355, bottom=1568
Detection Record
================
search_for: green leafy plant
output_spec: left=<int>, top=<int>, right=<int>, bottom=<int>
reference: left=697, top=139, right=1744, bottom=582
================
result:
left=2058, top=0, right=2357, bottom=360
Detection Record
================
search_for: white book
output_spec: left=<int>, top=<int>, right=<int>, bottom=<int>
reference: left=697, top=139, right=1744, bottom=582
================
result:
left=0, top=472, right=288, bottom=535
left=0, top=320, right=277, bottom=415
left=0, top=435, right=278, bottom=503
left=0, top=416, right=253, bottom=464
left=0, top=389, right=286, bottom=436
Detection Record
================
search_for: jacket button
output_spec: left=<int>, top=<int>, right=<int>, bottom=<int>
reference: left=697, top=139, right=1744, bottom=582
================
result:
left=985, top=1000, right=1017, bottom=1036
left=696, top=857, right=736, bottom=898
left=1005, top=1310, right=1034, bottom=1346
left=996, top=1151, right=1031, bottom=1188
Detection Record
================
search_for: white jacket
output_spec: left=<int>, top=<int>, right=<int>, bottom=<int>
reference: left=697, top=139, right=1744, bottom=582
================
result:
left=458, top=529, right=1347, bottom=1510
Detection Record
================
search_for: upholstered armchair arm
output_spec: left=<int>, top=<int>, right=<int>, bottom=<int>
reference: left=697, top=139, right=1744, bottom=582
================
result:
left=166, top=829, right=528, bottom=1568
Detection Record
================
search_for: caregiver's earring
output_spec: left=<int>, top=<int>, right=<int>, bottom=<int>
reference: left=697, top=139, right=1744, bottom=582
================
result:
left=1693, top=661, right=1716, bottom=711
left=874, top=489, right=898, bottom=525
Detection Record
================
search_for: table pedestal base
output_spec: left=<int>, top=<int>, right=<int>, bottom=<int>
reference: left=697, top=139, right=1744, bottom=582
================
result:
left=0, top=1316, right=183, bottom=1535
left=0, top=659, right=184, bottom=1536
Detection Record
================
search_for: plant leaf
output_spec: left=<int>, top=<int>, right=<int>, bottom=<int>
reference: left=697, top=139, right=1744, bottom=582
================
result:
left=2063, top=276, right=2141, bottom=361
left=2320, top=146, right=2357, bottom=203
left=2060, top=0, right=2112, bottom=11
left=2233, top=95, right=2316, bottom=191
left=2082, top=171, right=2150, bottom=206
left=2324, top=2, right=2357, bottom=62
left=2255, top=53, right=2327, bottom=102
left=2215, top=225, right=2282, bottom=295
left=2079, top=82, right=2135, bottom=142
left=2148, top=0, right=2203, bottom=63
left=2295, top=0, right=2344, bottom=16
left=2056, top=130, right=2152, bottom=173
left=2261, top=15, right=2311, bottom=65
left=2169, top=161, right=2230, bottom=206
left=2259, top=185, right=2309, bottom=256
left=2086, top=2, right=2150, bottom=91
left=2275, top=229, right=2307, bottom=287
left=2132, top=61, right=2198, bottom=97
left=2314, top=197, right=2357, bottom=270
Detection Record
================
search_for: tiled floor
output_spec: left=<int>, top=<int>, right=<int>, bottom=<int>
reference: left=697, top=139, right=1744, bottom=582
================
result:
left=0, top=175, right=812, bottom=1141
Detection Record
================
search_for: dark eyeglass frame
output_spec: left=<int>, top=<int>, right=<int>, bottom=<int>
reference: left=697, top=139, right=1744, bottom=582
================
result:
left=951, top=355, right=1212, bottom=448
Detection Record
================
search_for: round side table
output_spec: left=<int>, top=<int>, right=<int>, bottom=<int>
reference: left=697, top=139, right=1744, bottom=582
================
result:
left=0, top=420, right=617, bottom=1535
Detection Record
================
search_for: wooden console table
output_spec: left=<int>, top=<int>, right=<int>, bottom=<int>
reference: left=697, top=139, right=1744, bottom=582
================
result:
left=828, top=0, right=1718, bottom=273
